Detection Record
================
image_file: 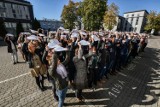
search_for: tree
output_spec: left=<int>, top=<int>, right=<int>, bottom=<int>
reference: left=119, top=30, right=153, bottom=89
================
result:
left=61, top=0, right=77, bottom=30
left=0, top=18, right=7, bottom=38
left=16, top=22, right=24, bottom=36
left=79, top=0, right=107, bottom=31
left=145, top=11, right=160, bottom=33
left=103, top=3, right=119, bottom=30
left=32, top=18, right=41, bottom=30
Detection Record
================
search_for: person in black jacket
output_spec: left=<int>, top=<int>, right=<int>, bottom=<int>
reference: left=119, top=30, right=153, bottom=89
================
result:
left=4, top=34, right=18, bottom=64
left=22, top=37, right=29, bottom=62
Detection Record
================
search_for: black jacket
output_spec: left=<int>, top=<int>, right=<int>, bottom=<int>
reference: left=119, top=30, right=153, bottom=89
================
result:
left=4, top=37, right=17, bottom=53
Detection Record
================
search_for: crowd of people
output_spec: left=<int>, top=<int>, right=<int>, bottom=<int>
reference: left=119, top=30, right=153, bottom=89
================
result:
left=4, top=27, right=148, bottom=107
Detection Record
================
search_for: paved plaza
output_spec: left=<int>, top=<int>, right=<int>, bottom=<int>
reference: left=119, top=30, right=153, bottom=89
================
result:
left=0, top=36, right=160, bottom=107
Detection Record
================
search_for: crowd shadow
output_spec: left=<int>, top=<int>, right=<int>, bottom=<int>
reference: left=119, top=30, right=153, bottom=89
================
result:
left=64, top=47, right=160, bottom=107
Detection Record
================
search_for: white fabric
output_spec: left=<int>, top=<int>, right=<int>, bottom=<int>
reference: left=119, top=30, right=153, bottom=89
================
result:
left=79, top=40, right=90, bottom=46
left=38, top=33, right=45, bottom=36
left=49, top=31, right=56, bottom=34
left=50, top=39, right=60, bottom=45
left=71, top=32, right=79, bottom=38
left=80, top=31, right=87, bottom=36
left=61, top=35, right=67, bottom=39
left=54, top=45, right=67, bottom=52
left=91, top=35, right=100, bottom=41
left=6, top=33, right=14, bottom=37
left=48, top=42, right=57, bottom=49
left=56, top=64, right=68, bottom=79
left=30, top=29, right=38, bottom=34
left=27, top=35, right=38, bottom=40
left=22, top=32, right=31, bottom=35
left=59, top=26, right=65, bottom=30
left=63, top=30, right=70, bottom=34
left=99, top=32, right=104, bottom=36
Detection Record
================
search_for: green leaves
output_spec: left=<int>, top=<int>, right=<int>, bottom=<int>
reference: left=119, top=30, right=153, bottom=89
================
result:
left=61, top=0, right=108, bottom=31
left=103, top=3, right=119, bottom=30
left=61, top=1, right=77, bottom=30
left=80, top=0, right=107, bottom=31
left=145, top=11, right=160, bottom=32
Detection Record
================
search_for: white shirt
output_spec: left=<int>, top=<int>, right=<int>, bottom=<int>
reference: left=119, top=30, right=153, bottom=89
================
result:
left=56, top=64, right=67, bottom=79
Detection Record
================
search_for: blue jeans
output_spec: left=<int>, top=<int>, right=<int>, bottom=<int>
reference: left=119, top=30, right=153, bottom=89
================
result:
left=50, top=78, right=58, bottom=100
left=56, top=87, right=68, bottom=107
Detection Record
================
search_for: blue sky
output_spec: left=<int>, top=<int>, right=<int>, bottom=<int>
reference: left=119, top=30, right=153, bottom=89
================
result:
left=27, top=0, right=160, bottom=20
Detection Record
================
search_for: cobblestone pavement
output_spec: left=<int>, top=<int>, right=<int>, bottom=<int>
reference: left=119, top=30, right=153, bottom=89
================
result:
left=0, top=36, right=160, bottom=107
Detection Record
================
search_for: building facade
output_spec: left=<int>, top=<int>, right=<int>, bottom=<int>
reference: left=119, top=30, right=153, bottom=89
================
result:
left=38, top=19, right=63, bottom=31
left=122, top=10, right=148, bottom=33
left=0, top=0, right=34, bottom=35
left=111, top=16, right=125, bottom=32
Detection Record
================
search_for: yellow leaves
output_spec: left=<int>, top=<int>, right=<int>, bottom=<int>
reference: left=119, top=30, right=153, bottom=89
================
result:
left=103, top=2, right=119, bottom=30
left=145, top=11, right=160, bottom=31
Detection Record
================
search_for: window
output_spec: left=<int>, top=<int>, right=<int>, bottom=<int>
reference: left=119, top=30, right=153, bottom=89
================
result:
left=131, top=18, right=133, bottom=24
left=2, top=13, right=6, bottom=17
left=12, top=23, right=16, bottom=28
left=132, top=14, right=134, bottom=17
left=12, top=9, right=16, bottom=13
left=136, top=17, right=139, bottom=25
left=0, top=2, right=3, bottom=7
left=13, top=14, right=16, bottom=18
left=5, top=22, right=9, bottom=28
left=134, top=27, right=137, bottom=32
left=26, top=15, right=28, bottom=19
left=8, top=23, right=12, bottom=28
left=126, top=15, right=129, bottom=17
left=12, top=4, right=16, bottom=9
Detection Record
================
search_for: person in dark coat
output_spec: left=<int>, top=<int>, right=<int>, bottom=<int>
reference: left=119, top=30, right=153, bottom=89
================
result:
left=4, top=34, right=18, bottom=64
left=28, top=40, right=47, bottom=91
left=22, top=37, right=29, bottom=62
left=73, top=43, right=89, bottom=101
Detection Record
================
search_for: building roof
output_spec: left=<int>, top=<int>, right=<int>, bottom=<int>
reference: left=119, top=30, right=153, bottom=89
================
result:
left=3, top=0, right=32, bottom=5
left=124, top=10, right=149, bottom=14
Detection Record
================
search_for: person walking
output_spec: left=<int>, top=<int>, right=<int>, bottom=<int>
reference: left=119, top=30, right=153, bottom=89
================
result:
left=4, top=33, right=18, bottom=64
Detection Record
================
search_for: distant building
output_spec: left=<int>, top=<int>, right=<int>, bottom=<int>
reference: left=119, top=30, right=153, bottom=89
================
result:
left=108, top=10, right=149, bottom=33
left=112, top=16, right=125, bottom=32
left=38, top=18, right=63, bottom=31
left=122, top=10, right=149, bottom=33
left=0, top=0, right=34, bottom=35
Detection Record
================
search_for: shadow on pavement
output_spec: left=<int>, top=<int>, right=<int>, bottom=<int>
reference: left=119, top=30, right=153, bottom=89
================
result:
left=65, top=47, right=160, bottom=107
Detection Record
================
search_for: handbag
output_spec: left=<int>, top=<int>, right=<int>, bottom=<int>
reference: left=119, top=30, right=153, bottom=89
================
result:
left=30, top=69, right=38, bottom=77
left=40, top=64, right=47, bottom=75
